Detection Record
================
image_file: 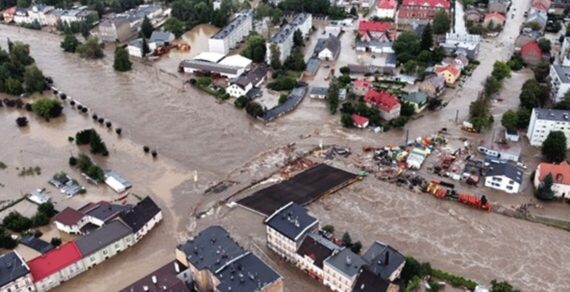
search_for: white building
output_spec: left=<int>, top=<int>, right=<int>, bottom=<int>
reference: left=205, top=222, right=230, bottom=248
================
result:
left=484, top=161, right=523, bottom=194
left=179, top=52, right=252, bottom=79
left=119, top=196, right=163, bottom=242
left=295, top=233, right=340, bottom=282
left=75, top=221, right=135, bottom=269
left=323, top=248, right=367, bottom=292
left=27, top=5, right=54, bottom=26
left=127, top=38, right=144, bottom=58
left=375, top=0, right=397, bottom=18
left=439, top=33, right=481, bottom=59
left=60, top=6, right=97, bottom=24
left=527, top=108, right=570, bottom=148
left=534, top=161, right=570, bottom=198
left=104, top=170, right=132, bottom=193
left=208, top=9, right=253, bottom=55
left=226, top=66, right=267, bottom=97
left=266, top=13, right=312, bottom=63
left=549, top=64, right=570, bottom=103
left=0, top=251, right=35, bottom=292
left=149, top=30, right=175, bottom=51
left=264, top=202, right=319, bottom=262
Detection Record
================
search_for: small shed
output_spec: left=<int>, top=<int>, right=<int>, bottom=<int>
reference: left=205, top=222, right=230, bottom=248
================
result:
left=104, top=170, right=132, bottom=193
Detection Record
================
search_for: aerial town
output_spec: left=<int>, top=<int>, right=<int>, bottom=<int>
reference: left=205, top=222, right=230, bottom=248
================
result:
left=0, top=0, right=569, bottom=291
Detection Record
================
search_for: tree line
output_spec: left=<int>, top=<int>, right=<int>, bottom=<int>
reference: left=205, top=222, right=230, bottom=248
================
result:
left=0, top=40, right=47, bottom=96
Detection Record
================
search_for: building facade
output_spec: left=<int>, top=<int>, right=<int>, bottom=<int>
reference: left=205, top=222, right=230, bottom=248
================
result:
left=266, top=13, right=312, bottom=63
left=209, top=9, right=253, bottom=55
left=0, top=251, right=35, bottom=292
left=75, top=221, right=135, bottom=269
left=527, top=108, right=570, bottom=148
left=534, top=161, right=570, bottom=198
left=27, top=242, right=86, bottom=292
left=550, top=64, right=570, bottom=103
left=484, top=162, right=523, bottom=194
left=119, top=196, right=163, bottom=243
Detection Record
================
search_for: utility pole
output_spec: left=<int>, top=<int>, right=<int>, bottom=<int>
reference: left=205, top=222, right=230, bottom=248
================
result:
left=405, top=129, right=409, bottom=145
left=455, top=109, right=459, bottom=124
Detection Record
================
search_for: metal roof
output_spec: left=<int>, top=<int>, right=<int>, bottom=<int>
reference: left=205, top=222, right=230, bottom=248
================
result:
left=215, top=252, right=282, bottom=292
left=261, top=86, right=307, bottom=121
left=310, top=87, right=329, bottom=96
left=0, top=252, right=29, bottom=287
left=75, top=221, right=133, bottom=256
left=180, top=60, right=240, bottom=75
left=194, top=52, right=226, bottom=63
left=264, top=202, right=318, bottom=241
left=533, top=108, right=570, bottom=122
left=314, top=36, right=341, bottom=57
left=218, top=55, right=252, bottom=68
left=211, top=9, right=252, bottom=40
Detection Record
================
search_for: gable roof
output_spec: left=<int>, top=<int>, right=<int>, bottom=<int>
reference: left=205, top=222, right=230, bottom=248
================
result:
left=361, top=241, right=405, bottom=281
left=53, top=207, right=85, bottom=226
left=150, top=31, right=174, bottom=43
left=75, top=221, right=133, bottom=256
left=215, top=252, right=282, bottom=292
left=264, top=202, right=318, bottom=241
left=424, top=75, right=445, bottom=87
left=119, top=196, right=161, bottom=233
left=352, top=114, right=370, bottom=127
left=0, top=251, right=29, bottom=287
left=403, top=91, right=428, bottom=104
left=358, top=20, right=396, bottom=33
left=324, top=248, right=367, bottom=278
left=119, top=260, right=190, bottom=292
left=537, top=161, right=570, bottom=185
left=521, top=40, right=542, bottom=57
left=297, top=233, right=340, bottom=268
left=435, top=64, right=460, bottom=76
left=352, top=266, right=391, bottom=292
left=377, top=0, right=397, bottom=9
left=484, top=12, right=505, bottom=23
left=402, top=0, right=450, bottom=8
left=364, top=90, right=400, bottom=111
left=79, top=201, right=132, bottom=223
left=314, top=36, right=341, bottom=57
left=352, top=80, right=373, bottom=88
left=27, top=241, right=83, bottom=282
left=485, top=162, right=523, bottom=184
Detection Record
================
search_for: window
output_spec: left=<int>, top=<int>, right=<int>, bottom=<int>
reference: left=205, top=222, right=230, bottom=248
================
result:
left=103, top=250, right=108, bottom=255
left=507, top=186, right=513, bottom=190
left=91, top=256, right=95, bottom=261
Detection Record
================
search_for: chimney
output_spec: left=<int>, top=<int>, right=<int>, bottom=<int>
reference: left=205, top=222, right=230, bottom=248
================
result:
left=152, top=275, right=157, bottom=284
left=384, top=252, right=389, bottom=265
left=346, top=256, right=352, bottom=266
left=143, top=286, right=149, bottom=292
left=174, top=262, right=180, bottom=273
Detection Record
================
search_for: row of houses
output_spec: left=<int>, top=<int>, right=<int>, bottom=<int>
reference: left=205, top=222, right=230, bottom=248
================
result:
left=0, top=196, right=162, bottom=292
left=98, top=4, right=167, bottom=43
left=2, top=5, right=97, bottom=27
left=265, top=202, right=405, bottom=292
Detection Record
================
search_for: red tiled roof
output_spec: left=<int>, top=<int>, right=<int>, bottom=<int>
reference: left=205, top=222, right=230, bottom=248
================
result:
left=537, top=161, right=570, bottom=185
left=435, top=64, right=460, bottom=76
left=358, top=20, right=395, bottom=33
left=531, top=0, right=551, bottom=11
left=402, top=0, right=450, bottom=9
left=377, top=0, right=397, bottom=9
left=521, top=41, right=542, bottom=57
left=397, top=6, right=439, bottom=20
left=27, top=242, right=83, bottom=282
left=53, top=207, right=85, bottom=226
left=2, top=6, right=16, bottom=14
left=484, top=12, right=505, bottom=23
left=352, top=114, right=369, bottom=126
left=352, top=80, right=373, bottom=88
left=364, top=90, right=400, bottom=111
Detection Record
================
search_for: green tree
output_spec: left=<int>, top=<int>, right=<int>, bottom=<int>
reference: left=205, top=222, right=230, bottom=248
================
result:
left=392, top=32, right=420, bottom=63
left=328, top=80, right=339, bottom=114
left=501, top=110, right=518, bottom=130
left=113, top=46, right=132, bottom=72
left=278, top=93, right=288, bottom=104
left=351, top=241, right=363, bottom=254
left=164, top=17, right=186, bottom=38
left=322, top=224, right=335, bottom=234
left=140, top=16, right=153, bottom=39
left=484, top=76, right=501, bottom=97
left=421, top=23, right=433, bottom=50
left=32, top=98, right=63, bottom=119
left=542, top=131, right=567, bottom=163
left=234, top=96, right=249, bottom=108
left=80, top=20, right=92, bottom=39
left=142, top=37, right=150, bottom=57
left=341, top=232, right=352, bottom=247
left=270, top=44, right=281, bottom=70
left=401, top=102, right=416, bottom=117
left=23, top=65, right=45, bottom=93
left=246, top=101, right=264, bottom=117
left=61, top=33, right=80, bottom=53
left=538, top=38, right=551, bottom=54
left=516, top=108, right=531, bottom=128
left=519, top=79, right=543, bottom=109
left=293, top=29, right=304, bottom=48
left=0, top=227, right=18, bottom=249
left=391, top=116, right=409, bottom=128
left=533, top=61, right=550, bottom=82
left=4, top=78, right=23, bottom=95
left=432, top=9, right=450, bottom=34
left=77, top=37, right=103, bottom=59
left=267, top=76, right=296, bottom=91
left=284, top=48, right=305, bottom=71
left=490, top=280, right=520, bottom=292
left=535, top=173, right=555, bottom=201
left=403, top=60, right=418, bottom=74
left=10, top=42, right=34, bottom=68
left=38, top=202, right=57, bottom=217
left=507, top=53, right=524, bottom=71
left=3, top=212, right=32, bottom=232
left=492, top=61, right=511, bottom=81
left=31, top=212, right=50, bottom=227
left=16, top=0, right=30, bottom=7
left=241, top=33, right=266, bottom=63
left=341, top=113, right=354, bottom=127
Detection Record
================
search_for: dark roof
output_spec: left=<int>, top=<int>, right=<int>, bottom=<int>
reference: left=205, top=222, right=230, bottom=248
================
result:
left=119, top=260, right=190, bottom=292
left=0, top=251, right=30, bottom=287
left=215, top=252, right=282, bottom=292
left=79, top=201, right=132, bottom=223
left=305, top=58, right=321, bottom=74
left=361, top=241, right=405, bottom=281
left=20, top=236, right=55, bottom=254
left=314, top=36, right=341, bottom=57
left=533, top=108, right=570, bottom=121
left=75, top=221, right=133, bottom=256
left=247, top=66, right=267, bottom=86
left=264, top=202, right=318, bottom=241
left=211, top=9, right=252, bottom=40
left=119, top=196, right=161, bottom=233
left=310, top=87, right=329, bottom=96
left=296, top=233, right=339, bottom=268
left=178, top=225, right=245, bottom=273
left=261, top=86, right=307, bottom=121
left=485, top=162, right=523, bottom=183
left=352, top=266, right=391, bottom=292
left=53, top=207, right=85, bottom=226
left=324, top=248, right=367, bottom=278
left=403, top=91, right=428, bottom=104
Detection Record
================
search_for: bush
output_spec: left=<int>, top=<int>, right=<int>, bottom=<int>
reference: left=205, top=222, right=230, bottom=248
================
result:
left=0, top=227, right=18, bottom=249
left=38, top=202, right=57, bottom=218
left=246, top=102, right=264, bottom=118
left=322, top=224, right=334, bottom=234
left=30, top=212, right=50, bottom=227
left=50, top=237, right=62, bottom=247
left=278, top=94, right=288, bottom=105
left=391, top=116, right=409, bottom=128
left=15, top=117, right=28, bottom=127
left=32, top=98, right=63, bottom=119
left=340, top=66, right=350, bottom=74
left=75, top=129, right=109, bottom=156
left=234, top=96, right=249, bottom=109
left=267, top=76, right=296, bottom=91
left=3, top=212, right=32, bottom=232
left=74, top=154, right=104, bottom=182
left=69, top=156, right=78, bottom=166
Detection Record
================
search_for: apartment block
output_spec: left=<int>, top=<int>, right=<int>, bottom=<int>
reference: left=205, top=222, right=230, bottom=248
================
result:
left=527, top=108, right=570, bottom=148
left=209, top=9, right=253, bottom=55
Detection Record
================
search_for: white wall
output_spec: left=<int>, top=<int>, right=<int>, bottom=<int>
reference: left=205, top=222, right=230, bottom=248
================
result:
left=484, top=175, right=520, bottom=194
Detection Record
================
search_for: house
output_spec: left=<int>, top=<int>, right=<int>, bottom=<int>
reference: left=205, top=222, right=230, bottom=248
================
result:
left=441, top=56, right=468, bottom=70
left=119, top=260, right=192, bottom=292
left=149, top=30, right=175, bottom=51
left=525, top=10, right=548, bottom=31
left=127, top=38, right=145, bottom=58
left=419, top=75, right=445, bottom=97
left=505, top=129, right=520, bottom=142
left=215, top=252, right=284, bottom=292
left=484, top=161, right=523, bottom=194
left=21, top=236, right=55, bottom=254
left=314, top=36, right=341, bottom=61
left=397, top=0, right=451, bottom=29
left=439, top=33, right=480, bottom=58
left=376, top=0, right=397, bottom=18
left=351, top=80, right=373, bottom=96
left=514, top=30, right=541, bottom=48
left=104, top=170, right=132, bottom=193
left=356, top=20, right=397, bottom=53
left=464, top=7, right=484, bottom=22
left=53, top=207, right=87, bottom=234
left=59, top=6, right=98, bottom=24
left=353, top=266, right=398, bottom=292
left=13, top=7, right=30, bottom=25
left=27, top=4, right=54, bottom=26
left=265, top=202, right=319, bottom=262
left=2, top=6, right=16, bottom=23
left=78, top=200, right=132, bottom=227
left=550, top=64, right=570, bottom=103
left=310, top=87, right=329, bottom=99
left=296, top=233, right=341, bottom=281
left=208, top=9, right=253, bottom=55
left=75, top=221, right=135, bottom=269
left=520, top=40, right=543, bottom=66
left=226, top=66, right=267, bottom=97
left=402, top=91, right=428, bottom=112
left=488, top=0, right=511, bottom=14
left=0, top=251, right=35, bottom=292
left=483, top=12, right=505, bottom=28
left=119, top=196, right=162, bottom=242
left=352, top=114, right=370, bottom=128
left=266, top=13, right=312, bottom=63
left=323, top=248, right=367, bottom=292
left=364, top=90, right=401, bottom=121
left=534, top=161, right=570, bottom=198
left=99, top=18, right=134, bottom=43
left=527, top=108, right=570, bottom=147
left=27, top=242, right=86, bottom=292
left=360, top=241, right=405, bottom=282
left=434, top=64, right=460, bottom=85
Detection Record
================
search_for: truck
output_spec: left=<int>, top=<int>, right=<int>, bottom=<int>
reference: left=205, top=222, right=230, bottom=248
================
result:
left=457, top=194, right=491, bottom=211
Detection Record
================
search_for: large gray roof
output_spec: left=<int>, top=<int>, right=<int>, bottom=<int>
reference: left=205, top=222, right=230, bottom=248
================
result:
left=269, top=13, right=310, bottom=44
left=119, top=196, right=161, bottom=233
left=533, top=108, right=570, bottom=122
left=211, top=9, right=252, bottom=40
left=0, top=252, right=29, bottom=287
left=75, top=221, right=133, bottom=256
left=361, top=241, right=405, bottom=281
left=178, top=225, right=245, bottom=273
left=314, top=36, right=340, bottom=57
left=485, top=162, right=523, bottom=184
left=215, top=252, right=282, bottom=292
left=324, top=248, right=367, bottom=278
left=552, top=64, right=570, bottom=83
left=264, top=202, right=318, bottom=241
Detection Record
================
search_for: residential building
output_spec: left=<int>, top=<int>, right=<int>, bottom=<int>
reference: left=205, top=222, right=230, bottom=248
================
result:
left=550, top=65, right=570, bottom=102
left=526, top=10, right=548, bottom=31
left=13, top=8, right=29, bottom=25
left=560, top=37, right=570, bottom=66
left=419, top=75, right=445, bottom=97
left=99, top=18, right=134, bottom=43
left=527, top=108, right=570, bottom=148
left=376, top=0, right=397, bottom=18
left=442, top=55, right=468, bottom=70
left=0, top=251, right=35, bottom=292
left=464, top=7, right=484, bottom=22
left=214, top=252, right=284, bottom=292
left=52, top=200, right=131, bottom=234
left=323, top=248, right=367, bottom=292
left=310, top=87, right=329, bottom=99
left=364, top=90, right=401, bottom=121
left=402, top=91, right=428, bottom=112
left=483, top=12, right=505, bottom=28
left=119, top=196, right=162, bottom=242
left=2, top=6, right=17, bottom=23
left=75, top=221, right=135, bottom=269
left=119, top=260, right=192, bottom=292
left=534, top=161, right=570, bottom=198
left=104, top=170, right=132, bottom=193
left=520, top=40, right=543, bottom=66
left=314, top=36, right=341, bottom=61
left=352, top=114, right=370, bottom=128
left=397, top=0, right=451, bottom=29
left=45, top=9, right=64, bottom=26
left=439, top=33, right=480, bottom=58
left=435, top=64, right=460, bottom=85
left=488, top=0, right=511, bottom=14
left=149, top=31, right=175, bottom=51
left=351, top=80, right=373, bottom=96
left=296, top=233, right=341, bottom=282
left=484, top=161, right=523, bottom=194
left=127, top=38, right=145, bottom=58
left=360, top=241, right=405, bottom=282
left=27, top=242, right=86, bottom=292
left=53, top=207, right=90, bottom=234
left=226, top=66, right=267, bottom=97
left=514, top=29, right=541, bottom=49
left=99, top=4, right=165, bottom=43
left=355, top=21, right=396, bottom=53
left=27, top=5, right=54, bottom=26
left=352, top=266, right=398, bottom=292
left=208, top=9, right=253, bottom=55
left=266, top=13, right=312, bottom=63
left=265, top=202, right=319, bottom=262
left=59, top=6, right=97, bottom=24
